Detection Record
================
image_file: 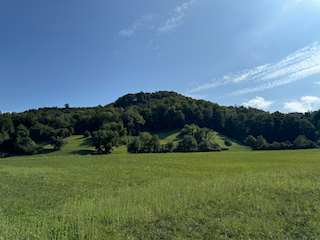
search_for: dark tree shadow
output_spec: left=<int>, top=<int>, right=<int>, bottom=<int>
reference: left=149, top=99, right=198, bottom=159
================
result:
left=80, top=138, right=93, bottom=147
left=71, top=150, right=96, bottom=155
left=216, top=133, right=245, bottom=146
left=76, top=136, right=86, bottom=140
left=36, top=140, right=51, bottom=147
left=173, top=134, right=183, bottom=142
left=38, top=149, right=55, bottom=154
left=151, top=129, right=182, bottom=140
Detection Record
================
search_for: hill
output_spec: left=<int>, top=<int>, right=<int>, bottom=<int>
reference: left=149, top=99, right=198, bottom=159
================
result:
left=1, top=90, right=319, bottom=157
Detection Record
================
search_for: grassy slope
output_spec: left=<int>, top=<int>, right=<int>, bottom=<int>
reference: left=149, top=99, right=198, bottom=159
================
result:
left=1, top=148, right=320, bottom=239
left=38, top=129, right=248, bottom=156
left=39, top=135, right=96, bottom=156
left=151, top=129, right=249, bottom=151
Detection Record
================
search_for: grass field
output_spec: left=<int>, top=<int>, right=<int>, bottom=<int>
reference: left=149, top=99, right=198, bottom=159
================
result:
left=0, top=134, right=319, bottom=239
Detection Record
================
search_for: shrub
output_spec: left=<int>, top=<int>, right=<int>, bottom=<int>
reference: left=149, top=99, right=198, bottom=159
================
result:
left=224, top=139, right=232, bottom=147
left=50, top=136, right=68, bottom=150
left=164, top=141, right=176, bottom=153
left=0, top=151, right=9, bottom=158
left=177, top=135, right=198, bottom=152
left=198, top=139, right=215, bottom=151
left=244, top=135, right=257, bottom=148
left=293, top=135, right=314, bottom=148
left=84, top=130, right=91, bottom=138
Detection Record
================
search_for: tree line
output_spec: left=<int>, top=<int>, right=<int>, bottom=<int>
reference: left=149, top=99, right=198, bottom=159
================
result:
left=1, top=91, right=319, bottom=157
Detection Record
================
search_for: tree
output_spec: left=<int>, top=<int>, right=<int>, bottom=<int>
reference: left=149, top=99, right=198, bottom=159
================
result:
left=122, top=109, right=145, bottom=135
left=224, top=139, right=232, bottom=147
left=244, top=135, right=257, bottom=148
left=84, top=130, right=91, bottom=138
left=293, top=135, right=314, bottom=148
left=178, top=135, right=198, bottom=152
left=127, top=132, right=161, bottom=153
left=300, top=119, right=316, bottom=141
left=29, top=123, right=55, bottom=141
left=13, top=124, right=38, bottom=154
left=213, top=143, right=221, bottom=150
left=151, top=134, right=161, bottom=153
left=164, top=141, right=176, bottom=153
left=92, top=130, right=103, bottom=152
left=92, top=129, right=119, bottom=153
left=50, top=136, right=68, bottom=150
left=101, top=130, right=120, bottom=153
left=256, top=135, right=268, bottom=148
left=198, top=139, right=215, bottom=151
left=55, top=128, right=71, bottom=138
left=127, top=137, right=142, bottom=153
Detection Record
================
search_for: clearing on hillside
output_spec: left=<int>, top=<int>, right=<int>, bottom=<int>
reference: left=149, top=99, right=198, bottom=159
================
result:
left=38, top=129, right=249, bottom=156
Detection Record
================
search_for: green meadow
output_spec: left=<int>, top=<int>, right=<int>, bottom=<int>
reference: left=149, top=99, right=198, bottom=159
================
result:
left=0, top=135, right=320, bottom=239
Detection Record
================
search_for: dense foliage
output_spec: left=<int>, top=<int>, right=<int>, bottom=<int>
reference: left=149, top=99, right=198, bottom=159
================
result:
left=1, top=91, right=319, bottom=156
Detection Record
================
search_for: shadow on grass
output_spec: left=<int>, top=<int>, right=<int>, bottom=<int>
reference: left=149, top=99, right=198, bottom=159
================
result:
left=71, top=150, right=96, bottom=155
left=151, top=129, right=182, bottom=141
left=39, top=149, right=55, bottom=154
left=80, top=138, right=93, bottom=147
left=37, top=140, right=51, bottom=147
left=216, top=133, right=245, bottom=146
left=173, top=134, right=183, bottom=142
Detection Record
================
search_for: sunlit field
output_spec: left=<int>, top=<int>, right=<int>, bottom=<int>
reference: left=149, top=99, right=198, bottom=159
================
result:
left=1, top=148, right=319, bottom=239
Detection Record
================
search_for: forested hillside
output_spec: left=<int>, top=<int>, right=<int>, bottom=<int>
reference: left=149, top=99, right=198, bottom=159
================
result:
left=1, top=91, right=319, bottom=157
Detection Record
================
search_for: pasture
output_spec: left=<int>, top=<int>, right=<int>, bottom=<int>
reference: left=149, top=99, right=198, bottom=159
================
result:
left=0, top=145, right=319, bottom=239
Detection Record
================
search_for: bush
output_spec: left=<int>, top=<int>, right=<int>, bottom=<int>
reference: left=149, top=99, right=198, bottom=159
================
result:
left=198, top=139, right=215, bottom=151
left=50, top=136, right=68, bottom=150
left=164, top=141, right=176, bottom=153
left=224, top=139, right=232, bottom=147
left=127, top=137, right=142, bottom=153
left=36, top=146, right=45, bottom=154
left=213, top=143, right=221, bottom=150
left=0, top=151, right=9, bottom=158
left=177, top=135, right=198, bottom=152
left=55, top=128, right=71, bottom=138
left=293, top=135, right=314, bottom=148
left=84, top=130, right=91, bottom=138
left=244, top=135, right=257, bottom=148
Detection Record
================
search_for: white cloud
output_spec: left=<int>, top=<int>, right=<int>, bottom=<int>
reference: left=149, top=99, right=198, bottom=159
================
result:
left=242, top=97, right=274, bottom=110
left=284, top=95, right=320, bottom=112
left=118, top=1, right=199, bottom=37
left=118, top=14, right=157, bottom=37
left=315, top=81, right=320, bottom=85
left=188, top=42, right=320, bottom=96
left=0, top=111, right=12, bottom=115
left=157, top=0, right=199, bottom=34
left=147, top=45, right=159, bottom=50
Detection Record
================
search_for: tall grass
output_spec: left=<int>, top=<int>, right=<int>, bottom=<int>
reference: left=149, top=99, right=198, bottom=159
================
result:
left=0, top=150, right=319, bottom=239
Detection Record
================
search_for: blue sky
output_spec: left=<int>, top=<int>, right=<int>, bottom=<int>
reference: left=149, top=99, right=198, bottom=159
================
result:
left=1, top=0, right=320, bottom=113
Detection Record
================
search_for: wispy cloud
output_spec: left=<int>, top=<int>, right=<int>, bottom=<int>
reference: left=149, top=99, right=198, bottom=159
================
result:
left=118, top=14, right=157, bottom=37
left=118, top=1, right=199, bottom=37
left=188, top=42, right=320, bottom=96
left=147, top=45, right=159, bottom=50
left=284, top=96, right=320, bottom=112
left=315, top=81, right=320, bottom=85
left=242, top=97, right=274, bottom=110
left=157, top=0, right=199, bottom=34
